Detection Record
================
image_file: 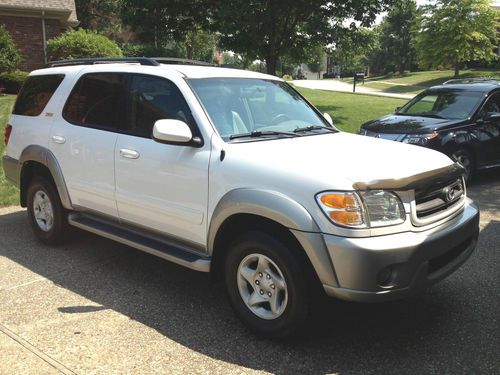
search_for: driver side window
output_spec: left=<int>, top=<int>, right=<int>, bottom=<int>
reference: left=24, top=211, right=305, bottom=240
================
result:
left=480, top=93, right=500, bottom=116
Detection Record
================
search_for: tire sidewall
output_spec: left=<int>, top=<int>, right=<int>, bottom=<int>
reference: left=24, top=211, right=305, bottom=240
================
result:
left=224, top=231, right=309, bottom=338
left=27, top=177, right=67, bottom=245
left=453, top=149, right=474, bottom=182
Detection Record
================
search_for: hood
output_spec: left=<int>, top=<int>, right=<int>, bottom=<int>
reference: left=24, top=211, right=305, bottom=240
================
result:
left=225, top=132, right=454, bottom=191
left=362, top=114, right=464, bottom=134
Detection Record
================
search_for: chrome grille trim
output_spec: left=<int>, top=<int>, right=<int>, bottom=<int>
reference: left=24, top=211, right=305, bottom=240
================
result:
left=411, top=177, right=466, bottom=226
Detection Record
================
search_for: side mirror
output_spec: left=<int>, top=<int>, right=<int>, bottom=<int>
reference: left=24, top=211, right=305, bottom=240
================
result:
left=323, top=112, right=334, bottom=125
left=395, top=106, right=401, bottom=113
left=483, top=112, right=500, bottom=122
left=153, top=119, right=201, bottom=146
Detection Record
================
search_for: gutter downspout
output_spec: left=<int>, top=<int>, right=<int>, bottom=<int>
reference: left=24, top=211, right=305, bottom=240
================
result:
left=41, top=10, right=47, bottom=64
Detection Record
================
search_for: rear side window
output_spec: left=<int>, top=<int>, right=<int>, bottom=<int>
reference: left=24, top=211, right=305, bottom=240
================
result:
left=13, top=74, right=64, bottom=116
left=63, top=73, right=127, bottom=130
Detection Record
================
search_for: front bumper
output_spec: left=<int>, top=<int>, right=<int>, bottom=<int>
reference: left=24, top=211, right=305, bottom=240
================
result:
left=322, top=200, right=480, bottom=302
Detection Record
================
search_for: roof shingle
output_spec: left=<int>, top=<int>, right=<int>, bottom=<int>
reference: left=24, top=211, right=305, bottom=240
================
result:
left=0, top=0, right=78, bottom=23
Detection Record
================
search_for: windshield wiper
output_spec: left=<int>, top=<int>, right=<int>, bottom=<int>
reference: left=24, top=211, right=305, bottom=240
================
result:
left=229, top=130, right=300, bottom=140
left=293, top=125, right=337, bottom=133
left=418, top=114, right=447, bottom=119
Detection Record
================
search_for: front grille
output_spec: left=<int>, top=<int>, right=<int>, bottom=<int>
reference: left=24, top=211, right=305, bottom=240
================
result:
left=415, top=178, right=465, bottom=219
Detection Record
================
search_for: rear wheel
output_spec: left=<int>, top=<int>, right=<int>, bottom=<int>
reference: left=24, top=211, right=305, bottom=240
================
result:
left=452, top=149, right=474, bottom=182
left=27, top=176, right=69, bottom=245
left=224, top=231, right=309, bottom=338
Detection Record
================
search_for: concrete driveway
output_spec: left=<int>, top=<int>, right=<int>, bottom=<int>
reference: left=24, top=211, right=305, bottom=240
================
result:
left=0, top=171, right=499, bottom=374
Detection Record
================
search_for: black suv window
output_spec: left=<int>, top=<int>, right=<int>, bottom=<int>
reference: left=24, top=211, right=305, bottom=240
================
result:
left=128, top=74, right=193, bottom=137
left=481, top=92, right=500, bottom=114
left=63, top=73, right=127, bottom=130
left=13, top=75, right=64, bottom=116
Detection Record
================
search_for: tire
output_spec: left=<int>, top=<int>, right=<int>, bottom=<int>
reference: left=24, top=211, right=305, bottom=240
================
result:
left=224, top=230, right=310, bottom=339
left=26, top=176, right=69, bottom=245
left=452, top=149, right=475, bottom=182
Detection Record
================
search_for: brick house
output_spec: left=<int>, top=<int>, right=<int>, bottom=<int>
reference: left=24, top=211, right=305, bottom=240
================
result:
left=0, top=0, right=78, bottom=72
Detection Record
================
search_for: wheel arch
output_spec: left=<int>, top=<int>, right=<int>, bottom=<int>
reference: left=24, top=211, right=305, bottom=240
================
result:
left=208, top=189, right=338, bottom=287
left=19, top=145, right=72, bottom=209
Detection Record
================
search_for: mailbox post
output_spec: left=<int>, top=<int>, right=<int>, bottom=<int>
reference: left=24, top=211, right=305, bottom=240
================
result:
left=353, top=72, right=365, bottom=93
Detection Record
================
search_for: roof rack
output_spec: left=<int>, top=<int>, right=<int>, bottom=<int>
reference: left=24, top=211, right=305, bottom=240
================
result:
left=153, top=57, right=217, bottom=66
left=443, top=78, right=500, bottom=85
left=47, top=57, right=160, bottom=67
left=47, top=57, right=217, bottom=68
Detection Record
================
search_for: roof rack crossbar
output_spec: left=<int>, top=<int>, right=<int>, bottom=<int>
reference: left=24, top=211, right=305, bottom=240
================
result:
left=153, top=57, right=217, bottom=66
left=47, top=57, right=160, bottom=68
left=47, top=57, right=217, bottom=68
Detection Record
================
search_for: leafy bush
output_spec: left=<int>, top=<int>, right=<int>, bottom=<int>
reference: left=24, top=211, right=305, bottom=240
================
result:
left=0, top=25, right=21, bottom=73
left=0, top=70, right=28, bottom=94
left=282, top=74, right=293, bottom=81
left=47, top=29, right=123, bottom=60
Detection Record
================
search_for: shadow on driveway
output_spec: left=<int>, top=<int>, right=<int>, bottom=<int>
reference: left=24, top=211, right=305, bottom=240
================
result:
left=0, top=173, right=498, bottom=374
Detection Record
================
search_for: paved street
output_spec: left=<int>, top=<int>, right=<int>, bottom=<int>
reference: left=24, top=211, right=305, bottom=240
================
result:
left=0, top=171, right=499, bottom=374
left=293, top=79, right=415, bottom=99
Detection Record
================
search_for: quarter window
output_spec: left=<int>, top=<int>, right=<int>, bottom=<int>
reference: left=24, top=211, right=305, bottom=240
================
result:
left=63, top=73, right=127, bottom=130
left=13, top=74, right=64, bottom=116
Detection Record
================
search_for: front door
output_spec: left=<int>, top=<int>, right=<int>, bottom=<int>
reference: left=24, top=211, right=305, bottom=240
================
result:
left=114, top=74, right=210, bottom=248
left=476, top=91, right=500, bottom=166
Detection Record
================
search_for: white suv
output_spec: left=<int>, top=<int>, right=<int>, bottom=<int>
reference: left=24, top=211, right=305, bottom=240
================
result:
left=3, top=58, right=480, bottom=338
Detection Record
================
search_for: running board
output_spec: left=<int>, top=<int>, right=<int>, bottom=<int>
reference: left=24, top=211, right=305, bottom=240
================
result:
left=68, top=213, right=211, bottom=272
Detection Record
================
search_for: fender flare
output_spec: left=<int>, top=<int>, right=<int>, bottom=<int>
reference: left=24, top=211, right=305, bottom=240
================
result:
left=19, top=145, right=73, bottom=210
left=208, top=188, right=338, bottom=287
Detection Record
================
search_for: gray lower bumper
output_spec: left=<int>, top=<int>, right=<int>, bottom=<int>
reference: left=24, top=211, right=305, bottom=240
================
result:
left=2, top=155, right=20, bottom=186
left=322, top=201, right=480, bottom=302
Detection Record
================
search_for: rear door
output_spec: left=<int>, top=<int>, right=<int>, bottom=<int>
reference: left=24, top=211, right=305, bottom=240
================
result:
left=50, top=72, right=127, bottom=217
left=114, top=73, right=210, bottom=247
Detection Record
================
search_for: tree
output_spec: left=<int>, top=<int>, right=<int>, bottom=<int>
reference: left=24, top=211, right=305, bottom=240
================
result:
left=0, top=25, right=21, bottom=73
left=416, top=0, right=499, bottom=77
left=379, top=0, right=418, bottom=75
left=209, top=1, right=393, bottom=75
left=330, top=28, right=378, bottom=75
left=75, top=0, right=123, bottom=38
left=47, top=29, right=123, bottom=60
left=121, top=0, right=217, bottom=61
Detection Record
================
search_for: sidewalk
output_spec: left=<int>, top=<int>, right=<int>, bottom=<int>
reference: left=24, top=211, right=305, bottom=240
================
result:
left=292, top=79, right=414, bottom=99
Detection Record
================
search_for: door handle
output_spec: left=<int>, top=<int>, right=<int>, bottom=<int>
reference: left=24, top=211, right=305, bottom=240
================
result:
left=52, top=135, right=66, bottom=144
left=119, top=148, right=140, bottom=159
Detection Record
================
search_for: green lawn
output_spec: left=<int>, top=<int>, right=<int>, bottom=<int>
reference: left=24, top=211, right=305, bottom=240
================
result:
left=296, top=87, right=407, bottom=133
left=0, top=90, right=406, bottom=207
left=0, top=95, right=18, bottom=207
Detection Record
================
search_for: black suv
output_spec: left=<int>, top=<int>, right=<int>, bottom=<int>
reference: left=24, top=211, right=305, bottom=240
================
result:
left=359, top=79, right=500, bottom=180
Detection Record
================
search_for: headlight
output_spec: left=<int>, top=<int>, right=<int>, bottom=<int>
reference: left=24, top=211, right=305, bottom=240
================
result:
left=316, top=191, right=405, bottom=229
left=402, top=132, right=438, bottom=145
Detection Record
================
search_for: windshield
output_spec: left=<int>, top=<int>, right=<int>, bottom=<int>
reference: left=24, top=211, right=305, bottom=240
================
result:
left=398, top=90, right=483, bottom=120
left=188, top=78, right=333, bottom=140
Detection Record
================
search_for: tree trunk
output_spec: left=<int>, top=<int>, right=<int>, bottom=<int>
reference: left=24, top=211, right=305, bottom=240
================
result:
left=399, top=59, right=405, bottom=75
left=266, top=55, right=278, bottom=75
left=454, top=61, right=460, bottom=78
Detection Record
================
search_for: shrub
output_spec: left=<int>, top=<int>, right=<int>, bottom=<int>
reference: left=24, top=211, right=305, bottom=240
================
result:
left=282, top=74, right=293, bottom=81
left=47, top=29, right=123, bottom=60
left=0, top=70, right=28, bottom=94
left=0, top=25, right=21, bottom=73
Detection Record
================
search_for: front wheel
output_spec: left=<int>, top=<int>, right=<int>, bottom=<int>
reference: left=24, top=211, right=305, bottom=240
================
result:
left=224, top=231, right=309, bottom=338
